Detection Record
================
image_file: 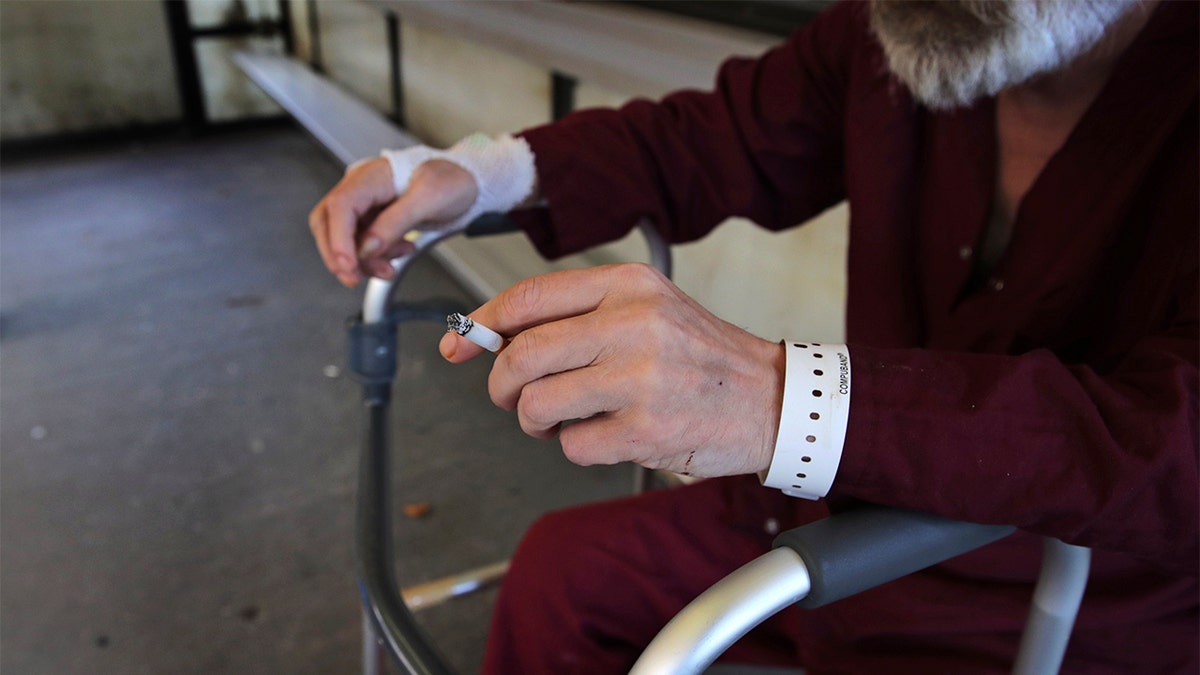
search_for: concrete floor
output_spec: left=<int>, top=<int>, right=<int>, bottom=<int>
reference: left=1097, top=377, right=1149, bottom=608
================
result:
left=0, top=127, right=631, bottom=674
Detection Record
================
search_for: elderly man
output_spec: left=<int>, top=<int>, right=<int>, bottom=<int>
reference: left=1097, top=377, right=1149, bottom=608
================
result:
left=310, top=0, right=1197, bottom=672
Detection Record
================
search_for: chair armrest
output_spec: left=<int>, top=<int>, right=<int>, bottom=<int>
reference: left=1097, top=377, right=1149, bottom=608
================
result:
left=773, top=503, right=1015, bottom=609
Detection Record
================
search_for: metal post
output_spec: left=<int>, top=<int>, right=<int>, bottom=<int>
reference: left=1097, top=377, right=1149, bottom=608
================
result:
left=1012, top=539, right=1091, bottom=675
left=163, top=0, right=208, bottom=132
left=362, top=607, right=385, bottom=675
left=387, top=12, right=405, bottom=127
left=551, top=71, right=577, bottom=121
left=278, top=0, right=295, bottom=55
left=307, top=0, right=325, bottom=72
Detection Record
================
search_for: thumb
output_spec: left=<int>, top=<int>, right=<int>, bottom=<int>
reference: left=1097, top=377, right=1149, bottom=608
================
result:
left=439, top=330, right=487, bottom=362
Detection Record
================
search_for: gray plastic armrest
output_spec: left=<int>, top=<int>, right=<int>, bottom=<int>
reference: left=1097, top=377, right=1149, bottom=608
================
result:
left=773, top=504, right=1015, bottom=609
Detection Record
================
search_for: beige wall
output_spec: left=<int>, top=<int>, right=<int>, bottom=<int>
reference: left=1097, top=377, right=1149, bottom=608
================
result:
left=0, top=0, right=287, bottom=140
left=311, top=1, right=392, bottom=115
left=312, top=3, right=848, bottom=342
left=0, top=1, right=180, bottom=138
left=0, top=0, right=848, bottom=343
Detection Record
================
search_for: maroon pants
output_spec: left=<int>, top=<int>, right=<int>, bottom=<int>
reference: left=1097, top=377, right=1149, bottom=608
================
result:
left=481, top=475, right=828, bottom=674
left=479, top=474, right=1200, bottom=674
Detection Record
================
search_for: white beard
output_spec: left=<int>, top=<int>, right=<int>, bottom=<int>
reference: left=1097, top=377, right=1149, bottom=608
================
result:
left=869, top=0, right=1139, bottom=110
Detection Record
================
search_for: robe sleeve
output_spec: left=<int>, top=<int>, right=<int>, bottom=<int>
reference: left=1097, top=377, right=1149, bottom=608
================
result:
left=509, top=1, right=868, bottom=259
left=837, top=251, right=1199, bottom=576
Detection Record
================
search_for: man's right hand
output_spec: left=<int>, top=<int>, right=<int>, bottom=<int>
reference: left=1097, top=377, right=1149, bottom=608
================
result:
left=308, top=157, right=478, bottom=287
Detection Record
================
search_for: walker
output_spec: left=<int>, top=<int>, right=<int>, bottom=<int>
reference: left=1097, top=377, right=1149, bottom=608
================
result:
left=342, top=216, right=1091, bottom=675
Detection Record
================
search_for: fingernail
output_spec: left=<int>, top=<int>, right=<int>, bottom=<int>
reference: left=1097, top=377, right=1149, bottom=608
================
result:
left=358, top=236, right=381, bottom=257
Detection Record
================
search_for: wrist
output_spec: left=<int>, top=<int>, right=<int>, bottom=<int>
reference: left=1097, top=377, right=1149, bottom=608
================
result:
left=751, top=339, right=787, bottom=475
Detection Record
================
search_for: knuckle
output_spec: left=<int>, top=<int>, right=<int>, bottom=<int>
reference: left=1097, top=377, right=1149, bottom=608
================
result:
left=517, top=414, right=543, bottom=438
left=323, top=188, right=345, bottom=208
left=560, top=443, right=591, bottom=466
left=486, top=370, right=517, bottom=412
left=488, top=332, right=547, bottom=411
left=418, top=158, right=455, bottom=181
left=622, top=262, right=669, bottom=292
left=322, top=196, right=349, bottom=223
left=501, top=276, right=547, bottom=325
left=645, top=317, right=676, bottom=353
left=516, top=386, right=554, bottom=433
left=622, top=303, right=674, bottom=354
left=627, top=402, right=682, bottom=455
left=626, top=409, right=663, bottom=445
left=308, top=202, right=330, bottom=233
left=501, top=329, right=541, bottom=376
left=559, top=428, right=599, bottom=466
left=355, top=157, right=384, bottom=177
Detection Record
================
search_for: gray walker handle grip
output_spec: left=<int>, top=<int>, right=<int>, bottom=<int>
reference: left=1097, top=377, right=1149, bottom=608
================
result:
left=631, top=505, right=1016, bottom=675
left=774, top=504, right=1015, bottom=609
left=634, top=503, right=1092, bottom=675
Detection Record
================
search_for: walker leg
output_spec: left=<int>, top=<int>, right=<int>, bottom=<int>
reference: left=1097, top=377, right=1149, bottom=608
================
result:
left=401, top=560, right=510, bottom=611
left=1012, top=538, right=1091, bottom=675
left=363, top=607, right=386, bottom=675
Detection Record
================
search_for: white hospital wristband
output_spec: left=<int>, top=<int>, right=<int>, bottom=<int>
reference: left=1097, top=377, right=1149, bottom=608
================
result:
left=761, top=341, right=850, bottom=500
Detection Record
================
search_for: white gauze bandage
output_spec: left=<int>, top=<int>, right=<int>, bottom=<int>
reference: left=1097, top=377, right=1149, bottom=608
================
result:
left=380, top=133, right=537, bottom=231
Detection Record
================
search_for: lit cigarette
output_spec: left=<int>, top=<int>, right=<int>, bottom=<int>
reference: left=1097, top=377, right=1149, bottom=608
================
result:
left=446, top=313, right=504, bottom=353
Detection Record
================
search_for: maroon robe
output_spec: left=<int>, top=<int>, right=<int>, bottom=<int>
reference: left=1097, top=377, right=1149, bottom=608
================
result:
left=492, top=2, right=1198, bottom=672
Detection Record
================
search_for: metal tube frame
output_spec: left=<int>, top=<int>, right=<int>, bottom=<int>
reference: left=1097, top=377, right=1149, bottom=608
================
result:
left=350, top=224, right=1087, bottom=675
left=629, top=548, right=813, bottom=675
left=1012, top=538, right=1092, bottom=675
left=354, top=222, right=671, bottom=674
left=355, top=228, right=462, bottom=675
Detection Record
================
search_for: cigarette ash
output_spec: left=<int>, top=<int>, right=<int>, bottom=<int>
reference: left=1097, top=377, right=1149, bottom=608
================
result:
left=446, top=312, right=474, bottom=336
